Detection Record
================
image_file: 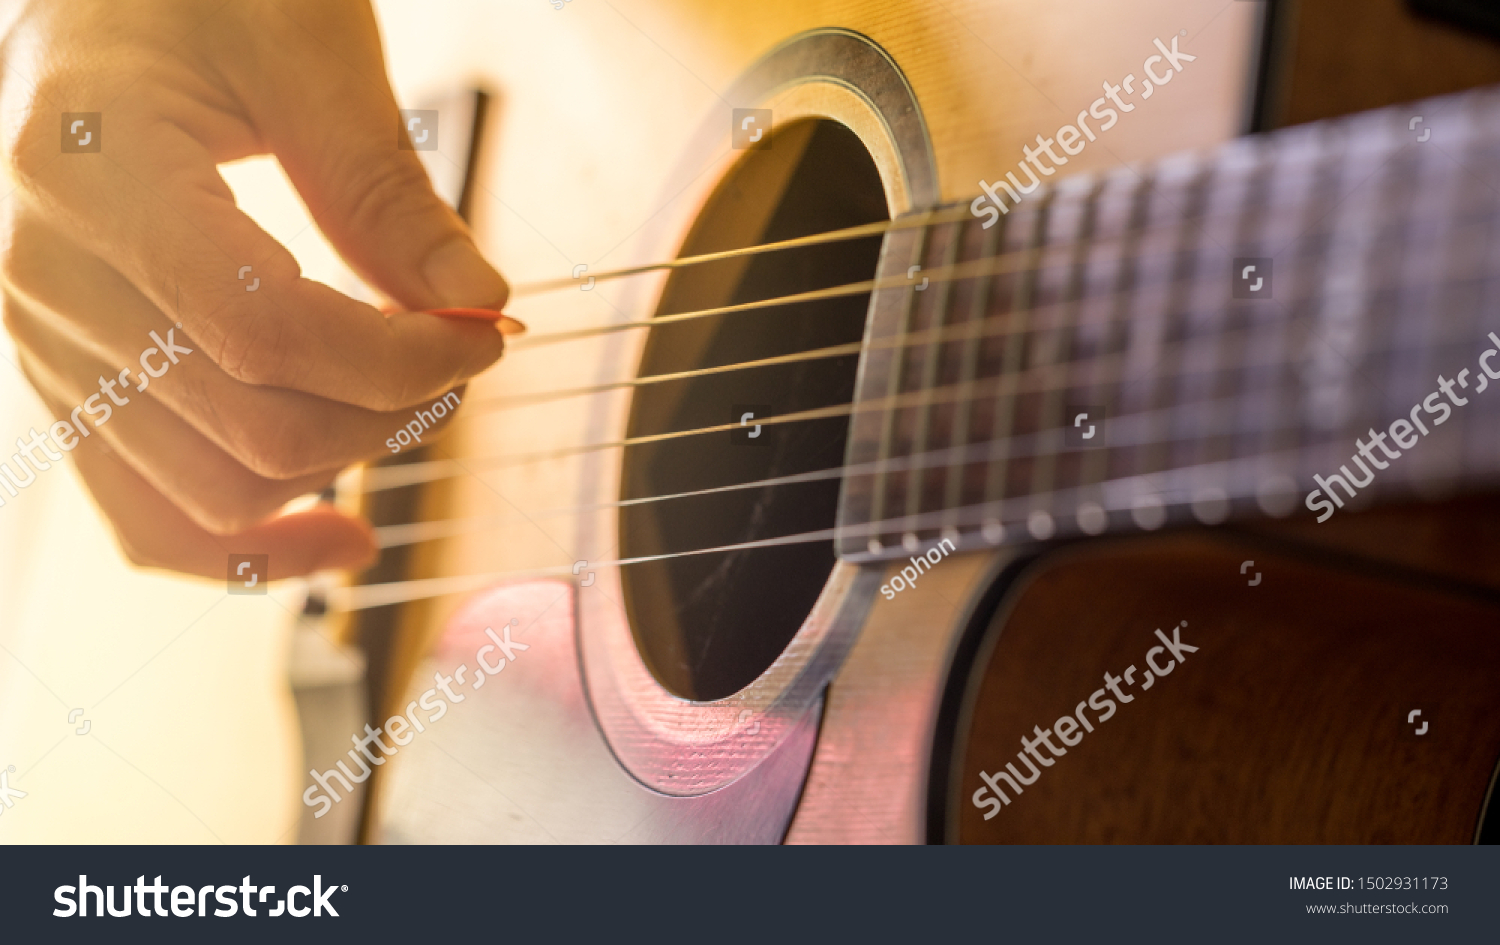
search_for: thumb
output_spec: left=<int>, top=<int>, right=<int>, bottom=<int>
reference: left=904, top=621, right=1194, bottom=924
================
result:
left=241, top=7, right=507, bottom=312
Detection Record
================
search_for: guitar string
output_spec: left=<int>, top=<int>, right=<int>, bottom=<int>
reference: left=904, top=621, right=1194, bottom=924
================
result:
left=480, top=134, right=1462, bottom=422
left=472, top=280, right=1168, bottom=413
left=361, top=298, right=1488, bottom=494
left=335, top=444, right=1313, bottom=611
left=363, top=353, right=1156, bottom=492
left=348, top=281, right=1492, bottom=585
left=490, top=208, right=1484, bottom=403
left=369, top=385, right=1297, bottom=550
left=448, top=190, right=1477, bottom=476
left=340, top=133, right=1483, bottom=607
left=369, top=421, right=1090, bottom=548
left=360, top=296, right=1491, bottom=552
left=470, top=246, right=1499, bottom=414
left=506, top=225, right=1240, bottom=351
left=503, top=137, right=1354, bottom=299
left=469, top=340, right=864, bottom=411
left=368, top=302, right=1492, bottom=552
left=358, top=169, right=1489, bottom=548
left=507, top=208, right=967, bottom=296
left=501, top=165, right=1445, bottom=351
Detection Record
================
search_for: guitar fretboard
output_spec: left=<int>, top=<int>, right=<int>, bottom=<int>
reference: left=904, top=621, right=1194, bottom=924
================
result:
left=837, top=85, right=1500, bottom=562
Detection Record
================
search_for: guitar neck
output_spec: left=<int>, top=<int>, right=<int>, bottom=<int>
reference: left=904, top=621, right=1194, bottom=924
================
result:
left=838, top=85, right=1500, bottom=562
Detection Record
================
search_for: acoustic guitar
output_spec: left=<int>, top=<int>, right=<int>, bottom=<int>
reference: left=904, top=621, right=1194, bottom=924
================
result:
left=310, top=0, right=1500, bottom=844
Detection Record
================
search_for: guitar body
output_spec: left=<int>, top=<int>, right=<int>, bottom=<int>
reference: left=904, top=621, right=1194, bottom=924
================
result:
left=955, top=519, right=1500, bottom=844
left=350, top=0, right=1500, bottom=844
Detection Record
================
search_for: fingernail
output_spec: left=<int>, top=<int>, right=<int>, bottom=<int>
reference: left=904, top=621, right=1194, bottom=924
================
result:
left=423, top=238, right=509, bottom=308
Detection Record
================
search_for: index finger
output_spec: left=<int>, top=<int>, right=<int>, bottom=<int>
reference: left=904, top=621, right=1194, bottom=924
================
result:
left=12, top=114, right=506, bottom=411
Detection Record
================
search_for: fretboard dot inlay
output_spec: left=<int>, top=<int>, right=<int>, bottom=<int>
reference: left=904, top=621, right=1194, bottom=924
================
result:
left=1027, top=510, right=1056, bottom=541
left=1191, top=488, right=1230, bottom=525
left=981, top=520, right=1005, bottom=544
left=1077, top=502, right=1108, bottom=536
left=1256, top=475, right=1298, bottom=519
left=1132, top=496, right=1167, bottom=532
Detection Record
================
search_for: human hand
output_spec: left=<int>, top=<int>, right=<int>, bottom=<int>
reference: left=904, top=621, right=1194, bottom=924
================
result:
left=0, top=0, right=512, bottom=579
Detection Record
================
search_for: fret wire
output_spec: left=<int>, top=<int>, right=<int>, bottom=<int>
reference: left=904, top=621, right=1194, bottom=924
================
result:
left=1225, top=140, right=1282, bottom=501
left=979, top=192, right=1054, bottom=521
left=1026, top=180, right=1101, bottom=512
left=1371, top=121, right=1437, bottom=486
left=900, top=218, right=965, bottom=536
left=940, top=218, right=1002, bottom=534
left=1119, top=164, right=1184, bottom=497
left=864, top=224, right=931, bottom=542
left=1100, top=168, right=1157, bottom=491
left=1458, top=102, right=1500, bottom=477
left=1305, top=120, right=1396, bottom=487
left=1271, top=115, right=1365, bottom=497
left=1409, top=104, right=1478, bottom=484
left=1187, top=137, right=1265, bottom=500
left=1151, top=156, right=1216, bottom=494
left=1073, top=171, right=1143, bottom=502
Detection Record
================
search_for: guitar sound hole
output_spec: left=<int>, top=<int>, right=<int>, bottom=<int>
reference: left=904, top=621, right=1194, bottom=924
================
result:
left=619, top=120, right=887, bottom=701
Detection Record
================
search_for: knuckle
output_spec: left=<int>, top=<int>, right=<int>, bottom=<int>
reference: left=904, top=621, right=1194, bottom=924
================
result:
left=338, top=155, right=438, bottom=236
left=182, top=380, right=318, bottom=481
left=370, top=377, right=418, bottom=413
left=345, top=364, right=411, bottom=413
left=212, top=306, right=295, bottom=388
left=235, top=421, right=320, bottom=481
